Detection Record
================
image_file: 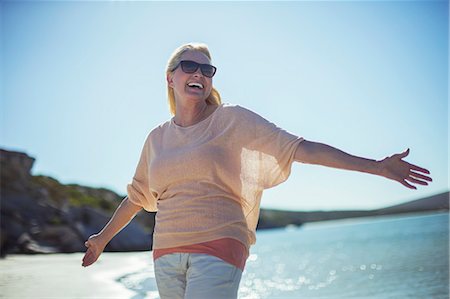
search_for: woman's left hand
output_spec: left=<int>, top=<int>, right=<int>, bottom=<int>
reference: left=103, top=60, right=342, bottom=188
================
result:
left=379, top=149, right=432, bottom=189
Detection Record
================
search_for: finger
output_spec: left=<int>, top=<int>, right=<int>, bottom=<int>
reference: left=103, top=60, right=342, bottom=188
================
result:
left=398, top=148, right=410, bottom=158
left=406, top=176, right=428, bottom=186
left=82, top=255, right=90, bottom=267
left=83, top=247, right=95, bottom=262
left=82, top=258, right=92, bottom=267
left=82, top=252, right=95, bottom=267
left=401, top=180, right=417, bottom=190
left=408, top=163, right=430, bottom=174
left=410, top=171, right=432, bottom=182
left=85, top=241, right=89, bottom=247
left=83, top=257, right=94, bottom=267
left=82, top=250, right=93, bottom=263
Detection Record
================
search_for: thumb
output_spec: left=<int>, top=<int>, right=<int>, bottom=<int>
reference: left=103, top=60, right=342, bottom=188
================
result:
left=85, top=240, right=90, bottom=248
left=398, top=148, right=409, bottom=159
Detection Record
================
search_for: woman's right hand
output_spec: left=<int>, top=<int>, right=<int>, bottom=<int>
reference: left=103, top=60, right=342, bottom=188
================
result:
left=82, top=234, right=107, bottom=267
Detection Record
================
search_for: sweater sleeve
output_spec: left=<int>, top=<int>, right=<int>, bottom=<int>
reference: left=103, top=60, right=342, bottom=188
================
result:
left=237, top=106, right=304, bottom=190
left=126, top=134, right=158, bottom=212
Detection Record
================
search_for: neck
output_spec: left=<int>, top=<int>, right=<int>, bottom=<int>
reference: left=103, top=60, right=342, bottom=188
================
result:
left=174, top=101, right=210, bottom=127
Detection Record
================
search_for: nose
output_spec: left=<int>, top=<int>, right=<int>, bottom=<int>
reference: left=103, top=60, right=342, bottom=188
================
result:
left=192, top=67, right=203, bottom=77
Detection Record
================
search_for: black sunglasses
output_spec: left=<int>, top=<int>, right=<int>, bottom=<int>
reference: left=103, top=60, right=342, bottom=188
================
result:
left=173, top=60, right=217, bottom=78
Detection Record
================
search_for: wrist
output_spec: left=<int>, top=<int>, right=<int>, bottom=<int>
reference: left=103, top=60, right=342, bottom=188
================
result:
left=93, top=233, right=110, bottom=248
left=374, top=158, right=386, bottom=176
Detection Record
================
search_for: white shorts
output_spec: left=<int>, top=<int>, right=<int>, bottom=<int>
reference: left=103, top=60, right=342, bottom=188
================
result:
left=154, top=253, right=243, bottom=299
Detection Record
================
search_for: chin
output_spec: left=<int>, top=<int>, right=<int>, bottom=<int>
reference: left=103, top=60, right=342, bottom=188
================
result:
left=185, top=95, right=208, bottom=103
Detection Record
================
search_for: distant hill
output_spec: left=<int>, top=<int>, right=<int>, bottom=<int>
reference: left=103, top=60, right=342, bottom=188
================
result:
left=257, top=192, right=449, bottom=229
left=376, top=192, right=449, bottom=214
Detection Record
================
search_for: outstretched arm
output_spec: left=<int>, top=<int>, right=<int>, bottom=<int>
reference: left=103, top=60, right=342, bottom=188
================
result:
left=294, top=140, right=432, bottom=189
left=82, top=197, right=142, bottom=267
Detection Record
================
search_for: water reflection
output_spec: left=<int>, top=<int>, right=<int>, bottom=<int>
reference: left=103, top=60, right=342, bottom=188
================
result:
left=238, top=213, right=448, bottom=299
left=114, top=213, right=448, bottom=299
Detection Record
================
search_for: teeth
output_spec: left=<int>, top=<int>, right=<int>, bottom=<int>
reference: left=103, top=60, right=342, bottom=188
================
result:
left=188, top=82, right=203, bottom=89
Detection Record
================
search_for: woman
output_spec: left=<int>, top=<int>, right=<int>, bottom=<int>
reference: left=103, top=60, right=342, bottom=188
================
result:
left=82, top=43, right=432, bottom=299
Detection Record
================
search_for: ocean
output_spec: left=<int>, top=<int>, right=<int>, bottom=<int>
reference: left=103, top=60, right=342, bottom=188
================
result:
left=118, top=212, right=449, bottom=299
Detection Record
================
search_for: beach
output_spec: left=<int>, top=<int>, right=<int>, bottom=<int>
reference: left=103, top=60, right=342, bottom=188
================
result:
left=0, top=251, right=153, bottom=299
left=1, top=213, right=448, bottom=299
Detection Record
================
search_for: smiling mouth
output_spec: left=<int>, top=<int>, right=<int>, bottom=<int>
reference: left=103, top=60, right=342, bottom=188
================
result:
left=187, top=82, right=204, bottom=89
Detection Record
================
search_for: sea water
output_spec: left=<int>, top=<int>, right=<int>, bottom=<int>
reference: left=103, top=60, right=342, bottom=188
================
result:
left=118, top=212, right=449, bottom=299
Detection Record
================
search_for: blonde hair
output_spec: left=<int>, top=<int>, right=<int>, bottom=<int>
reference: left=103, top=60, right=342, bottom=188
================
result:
left=166, top=43, right=222, bottom=115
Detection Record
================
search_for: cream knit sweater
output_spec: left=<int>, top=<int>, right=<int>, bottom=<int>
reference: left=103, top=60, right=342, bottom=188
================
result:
left=127, top=104, right=303, bottom=250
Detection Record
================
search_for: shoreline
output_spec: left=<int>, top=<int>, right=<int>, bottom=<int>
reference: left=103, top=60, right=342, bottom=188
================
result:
left=0, top=251, right=153, bottom=299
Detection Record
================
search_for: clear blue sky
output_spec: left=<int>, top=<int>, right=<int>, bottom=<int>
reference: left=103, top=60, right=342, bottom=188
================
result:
left=1, top=1, right=448, bottom=211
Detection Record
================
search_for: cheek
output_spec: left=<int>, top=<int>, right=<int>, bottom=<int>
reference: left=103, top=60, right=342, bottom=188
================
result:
left=206, top=80, right=214, bottom=92
left=170, top=70, right=187, bottom=87
left=172, top=78, right=187, bottom=91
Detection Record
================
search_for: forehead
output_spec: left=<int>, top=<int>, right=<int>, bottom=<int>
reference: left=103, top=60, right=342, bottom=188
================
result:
left=180, top=50, right=211, bottom=64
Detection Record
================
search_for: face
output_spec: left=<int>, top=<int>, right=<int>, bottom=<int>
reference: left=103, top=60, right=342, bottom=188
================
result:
left=167, top=50, right=214, bottom=105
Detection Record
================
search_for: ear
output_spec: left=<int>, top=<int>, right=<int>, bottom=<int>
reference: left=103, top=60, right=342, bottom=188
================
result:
left=167, top=73, right=174, bottom=88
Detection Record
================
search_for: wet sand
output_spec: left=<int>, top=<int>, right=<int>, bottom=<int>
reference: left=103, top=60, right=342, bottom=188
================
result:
left=0, top=252, right=153, bottom=299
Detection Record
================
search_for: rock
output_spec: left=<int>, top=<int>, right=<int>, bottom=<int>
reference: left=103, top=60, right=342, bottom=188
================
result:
left=69, top=206, right=152, bottom=252
left=0, top=148, right=154, bottom=256
left=0, top=149, right=35, bottom=192
left=1, top=209, right=28, bottom=255
left=34, top=225, right=86, bottom=252
left=16, top=233, right=58, bottom=254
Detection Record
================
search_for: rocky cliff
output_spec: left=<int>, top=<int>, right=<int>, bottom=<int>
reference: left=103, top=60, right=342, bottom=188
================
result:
left=0, top=149, right=155, bottom=256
